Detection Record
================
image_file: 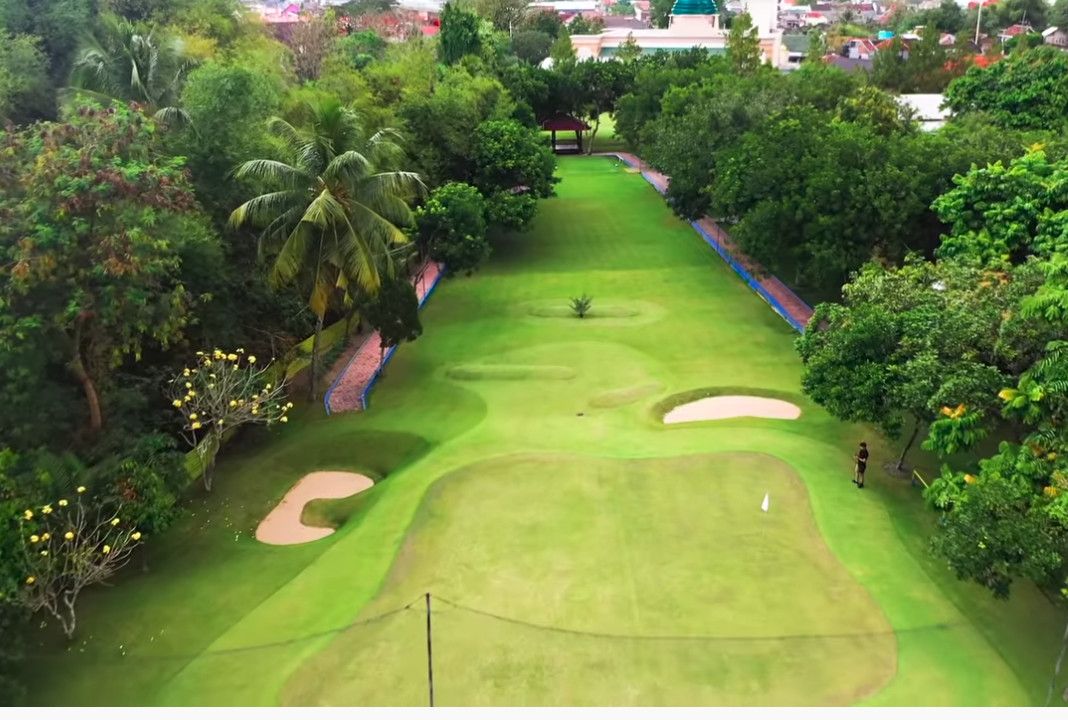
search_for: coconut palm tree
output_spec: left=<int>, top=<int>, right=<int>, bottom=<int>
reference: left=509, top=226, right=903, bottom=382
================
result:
left=68, top=13, right=189, bottom=120
left=230, top=98, right=424, bottom=399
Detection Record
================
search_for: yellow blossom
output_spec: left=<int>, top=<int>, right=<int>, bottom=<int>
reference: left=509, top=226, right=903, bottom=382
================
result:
left=191, top=421, right=202, bottom=430
left=29, top=535, right=39, bottom=543
left=77, top=486, right=86, bottom=493
left=217, top=419, right=224, bottom=427
left=40, top=533, right=50, bottom=541
left=237, top=348, right=245, bottom=353
left=41, top=505, right=52, bottom=515
left=247, top=355, right=256, bottom=363
left=23, top=509, right=33, bottom=520
left=25, top=576, right=35, bottom=585
left=173, top=399, right=183, bottom=408
left=265, top=383, right=272, bottom=390
left=196, top=351, right=204, bottom=356
left=183, top=368, right=191, bottom=377
left=286, top=402, right=294, bottom=409
left=227, top=353, right=238, bottom=361
left=229, top=400, right=237, bottom=408
left=110, top=518, right=120, bottom=526
left=251, top=408, right=259, bottom=416
left=64, top=531, right=74, bottom=540
left=207, top=384, right=214, bottom=389
left=40, top=550, right=48, bottom=557
left=131, top=532, right=142, bottom=541
left=188, top=390, right=196, bottom=397
left=280, top=416, right=288, bottom=423
left=964, top=474, right=978, bottom=485
left=185, top=382, right=193, bottom=389
left=102, top=545, right=111, bottom=555
left=189, top=413, right=198, bottom=420
left=58, top=499, right=68, bottom=507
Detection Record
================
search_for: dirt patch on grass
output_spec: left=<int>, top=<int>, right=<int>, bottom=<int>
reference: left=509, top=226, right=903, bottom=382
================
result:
left=256, top=471, right=374, bottom=545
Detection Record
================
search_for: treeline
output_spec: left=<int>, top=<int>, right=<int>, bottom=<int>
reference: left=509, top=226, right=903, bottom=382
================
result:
left=616, top=42, right=1068, bottom=297
left=0, top=0, right=571, bottom=700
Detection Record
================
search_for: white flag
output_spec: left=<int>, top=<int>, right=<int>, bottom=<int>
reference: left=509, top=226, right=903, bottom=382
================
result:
left=761, top=493, right=770, bottom=513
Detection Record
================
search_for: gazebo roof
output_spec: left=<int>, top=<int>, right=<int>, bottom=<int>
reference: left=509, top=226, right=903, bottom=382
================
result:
left=539, top=114, right=591, bottom=132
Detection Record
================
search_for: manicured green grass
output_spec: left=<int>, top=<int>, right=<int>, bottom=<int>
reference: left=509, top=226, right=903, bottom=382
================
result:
left=29, top=157, right=1066, bottom=706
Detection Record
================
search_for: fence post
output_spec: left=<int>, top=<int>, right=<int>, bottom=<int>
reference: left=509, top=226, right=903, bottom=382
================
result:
left=425, top=592, right=435, bottom=707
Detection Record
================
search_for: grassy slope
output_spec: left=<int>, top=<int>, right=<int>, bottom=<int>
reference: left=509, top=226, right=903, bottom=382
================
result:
left=32, top=157, right=1065, bottom=706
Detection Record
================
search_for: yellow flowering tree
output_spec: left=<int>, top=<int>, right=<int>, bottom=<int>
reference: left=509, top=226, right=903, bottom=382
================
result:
left=17, top=487, right=143, bottom=639
left=169, top=349, right=291, bottom=491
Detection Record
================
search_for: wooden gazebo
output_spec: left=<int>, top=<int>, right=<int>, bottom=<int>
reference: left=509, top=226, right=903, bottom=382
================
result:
left=540, top=114, right=591, bottom=154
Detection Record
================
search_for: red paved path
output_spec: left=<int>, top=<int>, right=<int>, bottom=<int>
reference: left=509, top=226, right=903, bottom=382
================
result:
left=324, top=261, right=444, bottom=414
left=608, top=152, right=814, bottom=330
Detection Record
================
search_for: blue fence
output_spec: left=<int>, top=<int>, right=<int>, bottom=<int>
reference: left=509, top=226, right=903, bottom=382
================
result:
left=322, top=264, right=446, bottom=415
left=615, top=154, right=810, bottom=334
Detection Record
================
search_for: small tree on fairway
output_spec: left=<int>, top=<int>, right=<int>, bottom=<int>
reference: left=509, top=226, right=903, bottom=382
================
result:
left=17, top=488, right=144, bottom=638
left=169, top=349, right=292, bottom=491
left=365, top=275, right=423, bottom=363
left=570, top=294, right=593, bottom=318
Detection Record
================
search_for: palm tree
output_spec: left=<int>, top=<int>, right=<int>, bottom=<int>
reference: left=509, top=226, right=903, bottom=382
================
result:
left=230, top=98, right=424, bottom=399
left=68, top=14, right=189, bottom=121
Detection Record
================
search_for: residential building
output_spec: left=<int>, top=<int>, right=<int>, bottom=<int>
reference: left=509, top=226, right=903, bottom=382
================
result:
left=1042, top=26, right=1068, bottom=48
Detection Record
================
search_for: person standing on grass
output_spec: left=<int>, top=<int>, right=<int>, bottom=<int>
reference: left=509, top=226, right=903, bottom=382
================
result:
left=853, top=442, right=869, bottom=489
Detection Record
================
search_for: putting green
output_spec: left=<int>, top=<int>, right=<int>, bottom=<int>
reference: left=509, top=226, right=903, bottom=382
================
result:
left=26, top=157, right=1066, bottom=706
left=283, top=452, right=896, bottom=705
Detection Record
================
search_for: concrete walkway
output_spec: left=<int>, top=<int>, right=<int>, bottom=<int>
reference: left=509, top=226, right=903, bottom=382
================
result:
left=607, top=152, right=814, bottom=331
left=323, top=261, right=444, bottom=414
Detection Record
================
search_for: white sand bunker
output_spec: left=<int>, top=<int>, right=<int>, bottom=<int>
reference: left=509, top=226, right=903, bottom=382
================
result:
left=256, top=471, right=373, bottom=545
left=664, top=395, right=801, bottom=424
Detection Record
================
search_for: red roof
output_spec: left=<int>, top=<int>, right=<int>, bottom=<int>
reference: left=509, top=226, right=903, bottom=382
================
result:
left=540, top=114, right=591, bottom=132
left=421, top=22, right=440, bottom=36
left=999, top=23, right=1032, bottom=37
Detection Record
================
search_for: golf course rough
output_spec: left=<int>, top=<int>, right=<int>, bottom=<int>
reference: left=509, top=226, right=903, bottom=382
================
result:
left=30, top=157, right=1066, bottom=706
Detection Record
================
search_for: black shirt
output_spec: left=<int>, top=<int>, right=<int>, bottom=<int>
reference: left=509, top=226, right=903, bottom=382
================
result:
left=857, top=448, right=869, bottom=469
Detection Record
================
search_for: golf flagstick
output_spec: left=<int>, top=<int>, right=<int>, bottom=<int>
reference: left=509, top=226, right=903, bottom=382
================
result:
left=761, top=493, right=769, bottom=513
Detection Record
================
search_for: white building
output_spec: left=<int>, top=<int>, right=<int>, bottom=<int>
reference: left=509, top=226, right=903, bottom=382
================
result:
left=569, top=0, right=783, bottom=64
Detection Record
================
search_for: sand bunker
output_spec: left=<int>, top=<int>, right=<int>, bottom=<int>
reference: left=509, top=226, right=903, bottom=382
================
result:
left=663, top=395, right=801, bottom=424
left=256, top=471, right=374, bottom=545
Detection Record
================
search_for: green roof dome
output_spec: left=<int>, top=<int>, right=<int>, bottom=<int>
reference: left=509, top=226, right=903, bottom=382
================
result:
left=671, top=0, right=718, bottom=14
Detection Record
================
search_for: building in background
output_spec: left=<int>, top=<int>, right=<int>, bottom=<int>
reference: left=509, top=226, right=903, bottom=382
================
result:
left=569, top=0, right=783, bottom=64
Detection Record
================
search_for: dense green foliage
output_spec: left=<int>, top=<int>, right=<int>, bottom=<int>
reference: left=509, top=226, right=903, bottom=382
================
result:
left=800, top=150, right=1068, bottom=602
left=0, top=0, right=568, bottom=698
left=416, top=182, right=490, bottom=275
left=945, top=47, right=1068, bottom=132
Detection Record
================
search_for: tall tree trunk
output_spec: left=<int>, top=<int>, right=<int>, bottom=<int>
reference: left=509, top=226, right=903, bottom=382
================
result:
left=585, top=115, right=601, bottom=156
left=69, top=319, right=102, bottom=434
left=59, top=592, right=78, bottom=639
left=896, top=419, right=922, bottom=471
left=309, top=313, right=324, bottom=401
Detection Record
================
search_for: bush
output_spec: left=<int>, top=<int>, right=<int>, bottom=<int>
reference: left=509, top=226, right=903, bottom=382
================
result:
left=416, top=182, right=490, bottom=275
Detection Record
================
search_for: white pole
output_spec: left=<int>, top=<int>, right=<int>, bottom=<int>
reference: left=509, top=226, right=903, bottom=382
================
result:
left=975, top=0, right=982, bottom=47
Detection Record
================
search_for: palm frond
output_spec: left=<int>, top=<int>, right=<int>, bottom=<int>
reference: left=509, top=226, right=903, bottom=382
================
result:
left=231, top=159, right=308, bottom=189
left=270, top=222, right=315, bottom=289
